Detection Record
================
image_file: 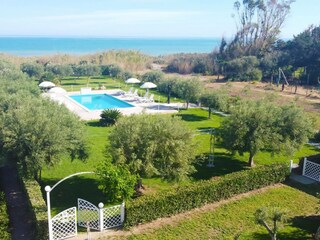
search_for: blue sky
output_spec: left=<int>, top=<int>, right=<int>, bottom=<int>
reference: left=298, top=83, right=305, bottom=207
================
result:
left=0, top=0, right=319, bottom=38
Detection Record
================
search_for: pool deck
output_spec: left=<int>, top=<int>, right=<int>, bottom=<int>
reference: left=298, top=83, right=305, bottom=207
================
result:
left=43, top=89, right=181, bottom=120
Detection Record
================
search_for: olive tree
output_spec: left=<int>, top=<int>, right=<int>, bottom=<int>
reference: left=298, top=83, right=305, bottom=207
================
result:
left=174, top=78, right=203, bottom=109
left=107, top=114, right=196, bottom=183
left=220, top=100, right=313, bottom=166
left=255, top=207, right=287, bottom=240
left=0, top=78, right=88, bottom=179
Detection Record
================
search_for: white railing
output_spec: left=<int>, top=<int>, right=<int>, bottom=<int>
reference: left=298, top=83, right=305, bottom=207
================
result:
left=302, top=158, right=320, bottom=182
left=52, top=207, right=77, bottom=240
left=78, top=198, right=125, bottom=232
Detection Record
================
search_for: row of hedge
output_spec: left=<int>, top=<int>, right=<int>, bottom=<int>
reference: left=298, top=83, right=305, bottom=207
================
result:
left=0, top=191, right=11, bottom=240
left=22, top=179, right=48, bottom=240
left=124, top=163, right=290, bottom=227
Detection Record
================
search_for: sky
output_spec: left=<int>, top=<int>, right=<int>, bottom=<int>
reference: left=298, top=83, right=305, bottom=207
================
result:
left=0, top=0, right=319, bottom=38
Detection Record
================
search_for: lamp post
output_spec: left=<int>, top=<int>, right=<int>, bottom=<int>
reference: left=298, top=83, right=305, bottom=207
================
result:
left=45, top=172, right=94, bottom=240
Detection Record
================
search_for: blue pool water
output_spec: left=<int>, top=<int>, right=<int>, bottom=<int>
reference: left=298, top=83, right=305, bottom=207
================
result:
left=70, top=94, right=133, bottom=110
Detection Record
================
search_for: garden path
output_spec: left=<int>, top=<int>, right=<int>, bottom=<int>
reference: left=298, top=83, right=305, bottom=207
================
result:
left=0, top=166, right=35, bottom=240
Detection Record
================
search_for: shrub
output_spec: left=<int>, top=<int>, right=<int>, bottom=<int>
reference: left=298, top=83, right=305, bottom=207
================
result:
left=0, top=192, right=11, bottom=240
left=100, top=109, right=122, bottom=126
left=124, top=164, right=290, bottom=228
left=22, top=179, right=48, bottom=240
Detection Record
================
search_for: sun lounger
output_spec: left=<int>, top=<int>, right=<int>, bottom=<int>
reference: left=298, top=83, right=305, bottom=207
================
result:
left=123, top=87, right=133, bottom=96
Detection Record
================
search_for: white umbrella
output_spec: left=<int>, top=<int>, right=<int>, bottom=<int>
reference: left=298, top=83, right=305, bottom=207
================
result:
left=125, top=78, right=141, bottom=84
left=48, top=87, right=67, bottom=94
left=39, top=81, right=55, bottom=88
left=140, top=82, right=157, bottom=92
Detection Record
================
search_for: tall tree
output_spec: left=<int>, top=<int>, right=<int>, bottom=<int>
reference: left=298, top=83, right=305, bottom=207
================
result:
left=226, top=0, right=294, bottom=58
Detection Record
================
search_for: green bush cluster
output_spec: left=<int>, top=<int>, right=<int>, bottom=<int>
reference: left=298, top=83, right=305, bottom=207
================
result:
left=124, top=164, right=290, bottom=228
left=0, top=192, right=11, bottom=240
left=22, top=179, right=48, bottom=240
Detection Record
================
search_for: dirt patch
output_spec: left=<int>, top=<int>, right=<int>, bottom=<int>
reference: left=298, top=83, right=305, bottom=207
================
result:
left=205, top=81, right=320, bottom=114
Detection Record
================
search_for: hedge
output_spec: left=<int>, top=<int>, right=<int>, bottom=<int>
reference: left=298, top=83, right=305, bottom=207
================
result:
left=124, top=163, right=290, bottom=227
left=22, top=179, right=48, bottom=240
left=0, top=191, right=11, bottom=240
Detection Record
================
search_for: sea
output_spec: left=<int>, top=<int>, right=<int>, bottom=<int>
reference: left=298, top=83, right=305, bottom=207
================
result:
left=0, top=37, right=221, bottom=56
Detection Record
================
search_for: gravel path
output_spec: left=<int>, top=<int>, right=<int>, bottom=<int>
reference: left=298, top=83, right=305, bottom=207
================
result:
left=0, top=166, right=35, bottom=240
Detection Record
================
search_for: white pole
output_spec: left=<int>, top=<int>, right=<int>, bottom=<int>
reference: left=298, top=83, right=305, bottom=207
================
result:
left=289, top=160, right=293, bottom=172
left=120, top=202, right=125, bottom=223
left=98, top=203, right=104, bottom=232
left=45, top=186, right=53, bottom=240
left=302, top=157, right=307, bottom=176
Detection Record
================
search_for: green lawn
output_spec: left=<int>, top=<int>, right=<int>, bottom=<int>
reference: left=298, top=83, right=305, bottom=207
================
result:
left=124, top=183, right=319, bottom=240
left=41, top=108, right=320, bottom=215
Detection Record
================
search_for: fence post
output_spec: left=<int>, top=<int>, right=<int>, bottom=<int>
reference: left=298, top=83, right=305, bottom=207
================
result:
left=121, top=202, right=125, bottom=223
left=289, top=160, right=293, bottom=173
left=98, top=203, right=104, bottom=232
left=302, top=157, right=307, bottom=176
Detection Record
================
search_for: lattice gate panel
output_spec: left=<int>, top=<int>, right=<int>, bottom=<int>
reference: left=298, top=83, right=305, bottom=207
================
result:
left=303, top=160, right=320, bottom=182
left=102, top=204, right=123, bottom=230
left=52, top=207, right=77, bottom=240
left=77, top=198, right=100, bottom=230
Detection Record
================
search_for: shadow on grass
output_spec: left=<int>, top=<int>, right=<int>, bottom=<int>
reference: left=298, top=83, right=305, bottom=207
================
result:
left=284, top=180, right=320, bottom=197
left=85, top=121, right=102, bottom=127
left=62, top=82, right=82, bottom=86
left=290, top=215, right=320, bottom=237
left=41, top=176, right=105, bottom=214
left=192, top=153, right=247, bottom=180
left=177, top=114, right=208, bottom=122
left=251, top=229, right=313, bottom=240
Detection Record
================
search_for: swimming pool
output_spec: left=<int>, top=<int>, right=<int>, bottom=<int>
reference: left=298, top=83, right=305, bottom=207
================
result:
left=69, top=93, right=134, bottom=110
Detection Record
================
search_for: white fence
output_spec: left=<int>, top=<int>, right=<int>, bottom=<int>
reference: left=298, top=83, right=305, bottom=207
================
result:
left=51, top=199, right=125, bottom=240
left=77, top=198, right=125, bottom=232
left=302, top=158, right=320, bottom=182
left=52, top=207, right=77, bottom=240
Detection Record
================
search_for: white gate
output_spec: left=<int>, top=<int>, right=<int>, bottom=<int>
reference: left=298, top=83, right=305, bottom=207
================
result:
left=102, top=203, right=125, bottom=230
left=52, top=207, right=77, bottom=240
left=303, top=158, right=320, bottom=182
left=77, top=198, right=100, bottom=230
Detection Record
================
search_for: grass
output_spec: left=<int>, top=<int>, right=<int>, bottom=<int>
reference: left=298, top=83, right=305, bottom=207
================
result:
left=124, top=183, right=319, bottom=240
left=41, top=108, right=320, bottom=215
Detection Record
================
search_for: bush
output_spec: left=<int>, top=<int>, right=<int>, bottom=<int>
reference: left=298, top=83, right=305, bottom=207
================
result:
left=124, top=164, right=290, bottom=228
left=22, top=179, right=48, bottom=240
left=0, top=192, right=11, bottom=240
left=100, top=109, right=122, bottom=126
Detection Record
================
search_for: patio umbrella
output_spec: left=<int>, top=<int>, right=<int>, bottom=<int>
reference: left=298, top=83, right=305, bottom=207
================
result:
left=140, top=82, right=157, bottom=93
left=48, top=87, right=67, bottom=94
left=125, top=78, right=141, bottom=84
left=39, top=81, right=55, bottom=88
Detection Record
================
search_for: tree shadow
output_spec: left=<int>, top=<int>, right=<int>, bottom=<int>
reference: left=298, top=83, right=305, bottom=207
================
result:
left=62, top=82, right=82, bottom=86
left=251, top=229, right=313, bottom=240
left=192, top=152, right=248, bottom=180
left=284, top=179, right=320, bottom=197
left=85, top=121, right=102, bottom=127
left=41, top=176, right=105, bottom=214
left=177, top=114, right=208, bottom=122
left=290, top=215, right=320, bottom=237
